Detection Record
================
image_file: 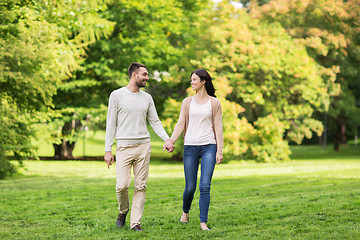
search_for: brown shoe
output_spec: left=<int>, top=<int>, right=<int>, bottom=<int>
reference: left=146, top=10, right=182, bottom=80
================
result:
left=131, top=225, right=144, bottom=232
left=116, top=212, right=128, bottom=228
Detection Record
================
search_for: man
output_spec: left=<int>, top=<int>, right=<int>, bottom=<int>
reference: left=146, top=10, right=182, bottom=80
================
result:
left=104, top=62, right=174, bottom=232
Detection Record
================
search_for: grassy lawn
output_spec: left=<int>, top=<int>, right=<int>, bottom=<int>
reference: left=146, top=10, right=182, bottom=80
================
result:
left=1, top=133, right=360, bottom=239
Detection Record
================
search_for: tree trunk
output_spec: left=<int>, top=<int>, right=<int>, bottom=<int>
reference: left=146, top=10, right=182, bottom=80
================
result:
left=319, top=133, right=323, bottom=146
left=53, top=118, right=82, bottom=159
left=334, top=117, right=346, bottom=151
left=340, top=120, right=347, bottom=145
left=53, top=141, right=76, bottom=159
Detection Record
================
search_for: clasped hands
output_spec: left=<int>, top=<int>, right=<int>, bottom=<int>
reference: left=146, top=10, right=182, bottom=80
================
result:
left=163, top=139, right=175, bottom=153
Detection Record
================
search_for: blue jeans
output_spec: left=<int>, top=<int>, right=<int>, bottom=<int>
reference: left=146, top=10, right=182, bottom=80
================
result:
left=182, top=144, right=216, bottom=223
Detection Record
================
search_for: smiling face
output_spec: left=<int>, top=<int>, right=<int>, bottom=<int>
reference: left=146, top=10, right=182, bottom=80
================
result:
left=134, top=67, right=149, bottom=88
left=190, top=73, right=205, bottom=92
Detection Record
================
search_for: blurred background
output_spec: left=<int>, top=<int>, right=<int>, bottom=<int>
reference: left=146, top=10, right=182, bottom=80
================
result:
left=1, top=0, right=359, bottom=178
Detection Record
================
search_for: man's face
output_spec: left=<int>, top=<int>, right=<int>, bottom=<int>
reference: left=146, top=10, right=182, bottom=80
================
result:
left=134, top=67, right=149, bottom=88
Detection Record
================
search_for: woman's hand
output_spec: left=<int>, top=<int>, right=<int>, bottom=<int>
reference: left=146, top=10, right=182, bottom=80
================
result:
left=216, top=153, right=223, bottom=164
left=163, top=139, right=175, bottom=153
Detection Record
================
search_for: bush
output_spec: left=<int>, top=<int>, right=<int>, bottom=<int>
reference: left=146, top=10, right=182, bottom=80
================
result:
left=0, top=152, right=16, bottom=179
left=0, top=97, right=35, bottom=178
left=249, top=114, right=291, bottom=162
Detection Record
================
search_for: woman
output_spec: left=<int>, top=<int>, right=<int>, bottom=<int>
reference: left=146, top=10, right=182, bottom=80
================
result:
left=169, top=69, right=223, bottom=230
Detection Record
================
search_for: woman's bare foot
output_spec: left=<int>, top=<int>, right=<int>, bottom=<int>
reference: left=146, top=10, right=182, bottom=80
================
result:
left=180, top=212, right=189, bottom=223
left=200, top=222, right=211, bottom=230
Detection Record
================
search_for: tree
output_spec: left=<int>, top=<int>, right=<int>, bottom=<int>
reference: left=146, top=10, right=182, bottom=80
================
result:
left=47, top=0, right=211, bottom=158
left=0, top=0, right=71, bottom=177
left=248, top=0, right=360, bottom=151
left=0, top=0, right=115, bottom=177
left=162, top=2, right=336, bottom=162
left=238, top=0, right=270, bottom=7
left=37, top=0, right=115, bottom=159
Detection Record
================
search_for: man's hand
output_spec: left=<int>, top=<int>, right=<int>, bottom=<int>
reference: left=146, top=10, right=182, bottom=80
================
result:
left=216, top=153, right=223, bottom=164
left=104, top=151, right=114, bottom=169
left=163, top=139, right=175, bottom=153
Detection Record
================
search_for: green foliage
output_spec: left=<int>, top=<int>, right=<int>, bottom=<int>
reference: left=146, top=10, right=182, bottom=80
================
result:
left=0, top=0, right=64, bottom=110
left=200, top=2, right=336, bottom=159
left=84, top=0, right=210, bottom=84
left=47, top=0, right=210, bottom=157
left=0, top=97, right=36, bottom=178
left=37, top=0, right=115, bottom=76
left=0, top=0, right=66, bottom=176
left=162, top=2, right=334, bottom=162
left=250, top=114, right=291, bottom=162
left=220, top=98, right=252, bottom=157
left=161, top=98, right=184, bottom=160
left=45, top=106, right=107, bottom=147
left=0, top=154, right=16, bottom=179
left=240, top=0, right=271, bottom=7
left=0, top=98, right=37, bottom=157
left=3, top=0, right=359, bottom=164
left=249, top=0, right=360, bottom=148
left=0, top=0, right=115, bottom=170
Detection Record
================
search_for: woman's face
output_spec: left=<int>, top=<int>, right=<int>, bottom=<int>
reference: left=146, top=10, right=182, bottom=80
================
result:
left=190, top=73, right=205, bottom=91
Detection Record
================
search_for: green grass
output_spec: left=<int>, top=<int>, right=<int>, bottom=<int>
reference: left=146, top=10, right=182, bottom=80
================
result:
left=2, top=133, right=360, bottom=239
left=290, top=143, right=360, bottom=160
left=1, top=158, right=359, bottom=239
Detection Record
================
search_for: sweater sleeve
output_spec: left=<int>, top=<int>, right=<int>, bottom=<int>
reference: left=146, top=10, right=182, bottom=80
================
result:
left=105, top=92, right=117, bottom=152
left=170, top=98, right=187, bottom=143
left=147, top=96, right=170, bottom=141
left=213, top=99, right=224, bottom=155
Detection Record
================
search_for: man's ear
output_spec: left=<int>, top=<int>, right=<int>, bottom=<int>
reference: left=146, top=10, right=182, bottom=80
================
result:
left=132, top=71, right=137, bottom=79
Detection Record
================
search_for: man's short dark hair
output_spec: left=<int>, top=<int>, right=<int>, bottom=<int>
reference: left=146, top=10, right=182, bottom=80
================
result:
left=128, top=62, right=146, bottom=79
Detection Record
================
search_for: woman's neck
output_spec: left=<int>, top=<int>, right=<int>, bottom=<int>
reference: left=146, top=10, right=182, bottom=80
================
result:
left=194, top=89, right=210, bottom=104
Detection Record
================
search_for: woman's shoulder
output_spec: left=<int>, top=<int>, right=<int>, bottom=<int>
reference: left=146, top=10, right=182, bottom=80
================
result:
left=182, top=96, right=193, bottom=104
left=210, top=96, right=221, bottom=105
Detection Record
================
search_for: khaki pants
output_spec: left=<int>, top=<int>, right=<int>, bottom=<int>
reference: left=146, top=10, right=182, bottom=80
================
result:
left=115, top=142, right=151, bottom=229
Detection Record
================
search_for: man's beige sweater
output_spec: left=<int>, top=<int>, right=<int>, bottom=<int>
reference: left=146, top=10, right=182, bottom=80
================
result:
left=105, top=87, right=169, bottom=151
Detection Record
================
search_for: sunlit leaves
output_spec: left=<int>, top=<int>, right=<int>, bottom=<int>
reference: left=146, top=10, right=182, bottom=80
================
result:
left=170, top=1, right=335, bottom=161
left=0, top=0, right=115, bottom=165
left=250, top=0, right=360, bottom=146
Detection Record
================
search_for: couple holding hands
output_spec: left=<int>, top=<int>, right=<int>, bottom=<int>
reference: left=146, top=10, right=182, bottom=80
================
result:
left=104, top=62, right=223, bottom=232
